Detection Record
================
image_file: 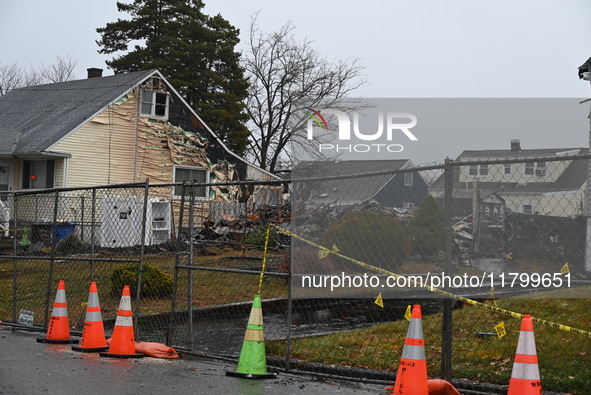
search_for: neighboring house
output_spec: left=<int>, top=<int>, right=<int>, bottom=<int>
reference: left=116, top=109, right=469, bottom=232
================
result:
left=0, top=68, right=276, bottom=197
left=293, top=160, right=429, bottom=210
left=430, top=140, right=587, bottom=218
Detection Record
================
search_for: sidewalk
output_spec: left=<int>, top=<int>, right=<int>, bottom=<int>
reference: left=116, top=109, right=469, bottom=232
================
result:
left=0, top=326, right=386, bottom=395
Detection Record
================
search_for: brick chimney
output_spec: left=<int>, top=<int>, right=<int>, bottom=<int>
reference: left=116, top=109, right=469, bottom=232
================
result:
left=87, top=68, right=103, bottom=79
left=510, top=139, right=521, bottom=152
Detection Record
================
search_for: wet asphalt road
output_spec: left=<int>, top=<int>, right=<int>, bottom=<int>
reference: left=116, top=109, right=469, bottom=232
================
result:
left=0, top=326, right=386, bottom=395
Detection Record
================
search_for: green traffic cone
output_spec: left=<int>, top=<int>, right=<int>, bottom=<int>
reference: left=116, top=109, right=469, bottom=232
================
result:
left=226, top=295, right=277, bottom=379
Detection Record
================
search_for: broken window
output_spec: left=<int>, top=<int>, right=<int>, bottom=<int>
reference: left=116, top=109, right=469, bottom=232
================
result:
left=251, top=186, right=283, bottom=207
left=173, top=166, right=209, bottom=199
left=140, top=89, right=169, bottom=120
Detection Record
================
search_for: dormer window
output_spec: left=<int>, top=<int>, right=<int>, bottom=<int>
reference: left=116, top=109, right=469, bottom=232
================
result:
left=524, top=161, right=546, bottom=177
left=140, top=89, right=169, bottom=120
left=469, top=164, right=488, bottom=177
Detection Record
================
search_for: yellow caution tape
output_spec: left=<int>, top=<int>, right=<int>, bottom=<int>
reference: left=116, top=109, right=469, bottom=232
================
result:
left=257, top=225, right=272, bottom=295
left=488, top=287, right=498, bottom=308
left=271, top=224, right=591, bottom=338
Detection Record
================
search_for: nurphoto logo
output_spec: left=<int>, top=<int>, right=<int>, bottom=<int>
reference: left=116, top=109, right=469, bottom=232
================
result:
left=305, top=108, right=418, bottom=154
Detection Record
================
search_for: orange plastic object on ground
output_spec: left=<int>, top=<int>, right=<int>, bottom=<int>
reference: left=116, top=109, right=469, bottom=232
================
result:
left=135, top=342, right=179, bottom=359
left=106, top=338, right=179, bottom=359
left=387, top=379, right=461, bottom=395
left=427, top=379, right=462, bottom=395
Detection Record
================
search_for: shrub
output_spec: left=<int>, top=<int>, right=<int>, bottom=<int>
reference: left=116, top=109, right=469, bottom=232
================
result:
left=405, top=195, right=445, bottom=258
left=110, top=262, right=173, bottom=298
left=245, top=225, right=277, bottom=247
left=291, top=245, right=337, bottom=274
left=323, top=210, right=411, bottom=273
left=55, top=233, right=89, bottom=254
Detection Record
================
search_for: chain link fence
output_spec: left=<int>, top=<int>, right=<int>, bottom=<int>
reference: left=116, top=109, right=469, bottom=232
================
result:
left=2, top=154, right=591, bottom=393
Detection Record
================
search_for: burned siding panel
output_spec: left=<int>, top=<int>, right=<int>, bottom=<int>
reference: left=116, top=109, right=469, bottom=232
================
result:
left=53, top=87, right=244, bottom=200
left=247, top=166, right=279, bottom=181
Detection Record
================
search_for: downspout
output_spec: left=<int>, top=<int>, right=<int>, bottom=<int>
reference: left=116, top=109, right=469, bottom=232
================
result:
left=133, top=87, right=140, bottom=182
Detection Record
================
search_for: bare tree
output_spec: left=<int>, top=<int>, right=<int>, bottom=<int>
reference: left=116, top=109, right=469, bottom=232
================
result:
left=0, top=55, right=78, bottom=96
left=42, top=54, right=78, bottom=83
left=0, top=62, right=24, bottom=96
left=243, top=17, right=365, bottom=174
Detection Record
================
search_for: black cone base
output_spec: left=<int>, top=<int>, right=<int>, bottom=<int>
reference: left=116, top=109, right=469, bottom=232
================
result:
left=99, top=352, right=144, bottom=358
left=226, top=371, right=278, bottom=379
left=72, top=345, right=109, bottom=352
left=37, top=338, right=79, bottom=344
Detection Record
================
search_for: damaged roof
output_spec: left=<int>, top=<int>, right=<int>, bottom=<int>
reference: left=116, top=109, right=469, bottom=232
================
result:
left=293, top=160, right=411, bottom=205
left=0, top=69, right=156, bottom=156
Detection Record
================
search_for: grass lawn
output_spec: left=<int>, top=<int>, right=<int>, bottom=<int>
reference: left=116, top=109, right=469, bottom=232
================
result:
left=267, top=289, right=591, bottom=394
left=0, top=248, right=288, bottom=328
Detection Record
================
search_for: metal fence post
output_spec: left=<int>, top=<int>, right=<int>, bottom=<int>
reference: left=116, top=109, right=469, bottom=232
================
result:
left=11, top=193, right=18, bottom=322
left=187, top=183, right=196, bottom=351
left=441, top=158, right=454, bottom=381
left=585, top=101, right=591, bottom=272
left=134, top=179, right=150, bottom=340
left=43, top=190, right=61, bottom=328
left=168, top=182, right=187, bottom=346
left=90, top=188, right=97, bottom=281
left=80, top=195, right=85, bottom=244
left=286, top=252, right=293, bottom=371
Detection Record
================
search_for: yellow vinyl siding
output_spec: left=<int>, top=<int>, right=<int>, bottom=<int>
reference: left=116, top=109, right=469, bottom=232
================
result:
left=54, top=158, right=65, bottom=188
left=52, top=91, right=141, bottom=187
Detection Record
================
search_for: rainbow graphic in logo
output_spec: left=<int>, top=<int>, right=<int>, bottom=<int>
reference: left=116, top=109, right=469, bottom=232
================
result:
left=306, top=108, right=328, bottom=131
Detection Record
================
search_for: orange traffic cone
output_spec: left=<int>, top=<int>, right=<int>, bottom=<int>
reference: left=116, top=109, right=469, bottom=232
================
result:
left=386, top=304, right=429, bottom=394
left=99, top=285, right=143, bottom=358
left=507, top=314, right=542, bottom=395
left=37, top=280, right=78, bottom=344
left=72, top=282, right=108, bottom=352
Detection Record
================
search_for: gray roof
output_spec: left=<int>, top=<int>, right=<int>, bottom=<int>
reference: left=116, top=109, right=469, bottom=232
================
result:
left=293, top=160, right=409, bottom=205
left=459, top=147, right=582, bottom=158
left=0, top=69, right=156, bottom=156
left=431, top=148, right=588, bottom=193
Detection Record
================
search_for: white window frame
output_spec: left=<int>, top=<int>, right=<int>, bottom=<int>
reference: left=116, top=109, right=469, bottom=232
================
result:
left=469, top=164, right=488, bottom=177
left=504, top=164, right=511, bottom=175
left=524, top=161, right=546, bottom=177
left=402, top=202, right=415, bottom=210
left=521, top=203, right=534, bottom=214
left=404, top=172, right=413, bottom=186
left=535, top=161, right=546, bottom=176
left=140, top=89, right=169, bottom=120
left=173, top=166, right=209, bottom=200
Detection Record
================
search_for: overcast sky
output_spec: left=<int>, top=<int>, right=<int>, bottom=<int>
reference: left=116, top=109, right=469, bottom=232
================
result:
left=2, top=0, right=591, bottom=164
